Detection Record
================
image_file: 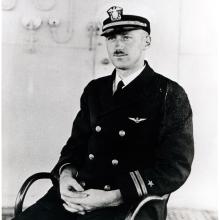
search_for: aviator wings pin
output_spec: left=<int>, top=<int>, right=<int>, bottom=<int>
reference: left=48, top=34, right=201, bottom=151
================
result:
left=128, top=117, right=147, bottom=124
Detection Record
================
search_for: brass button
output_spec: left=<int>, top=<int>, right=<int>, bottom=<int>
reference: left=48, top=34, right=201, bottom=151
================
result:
left=95, top=126, right=102, bottom=132
left=104, top=185, right=111, bottom=191
left=112, top=159, right=119, bottom=166
left=119, top=130, right=125, bottom=137
left=89, top=154, right=95, bottom=160
left=80, top=181, right=86, bottom=187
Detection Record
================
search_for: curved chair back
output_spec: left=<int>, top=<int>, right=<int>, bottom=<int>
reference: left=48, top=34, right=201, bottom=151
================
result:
left=14, top=172, right=58, bottom=217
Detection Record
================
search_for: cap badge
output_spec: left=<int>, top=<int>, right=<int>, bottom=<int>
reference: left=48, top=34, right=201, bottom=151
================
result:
left=107, top=6, right=123, bottom=21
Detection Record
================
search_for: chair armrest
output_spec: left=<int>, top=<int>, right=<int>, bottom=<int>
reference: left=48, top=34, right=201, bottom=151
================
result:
left=14, top=172, right=58, bottom=217
left=125, top=194, right=169, bottom=220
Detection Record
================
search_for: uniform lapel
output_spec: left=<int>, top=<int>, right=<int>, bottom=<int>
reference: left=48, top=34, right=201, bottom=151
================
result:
left=98, top=61, right=156, bottom=117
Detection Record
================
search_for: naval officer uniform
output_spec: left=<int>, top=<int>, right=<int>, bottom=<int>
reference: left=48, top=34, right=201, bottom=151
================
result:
left=13, top=3, right=194, bottom=220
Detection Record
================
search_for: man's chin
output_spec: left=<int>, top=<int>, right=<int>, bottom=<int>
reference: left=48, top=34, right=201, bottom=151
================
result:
left=112, top=60, right=129, bottom=70
left=114, top=65, right=128, bottom=70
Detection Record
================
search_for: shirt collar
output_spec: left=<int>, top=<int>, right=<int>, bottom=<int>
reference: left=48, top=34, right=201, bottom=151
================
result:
left=113, top=64, right=146, bottom=93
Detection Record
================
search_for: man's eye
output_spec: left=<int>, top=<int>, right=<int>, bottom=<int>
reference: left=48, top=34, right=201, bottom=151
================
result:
left=107, top=36, right=116, bottom=41
left=123, top=35, right=132, bottom=40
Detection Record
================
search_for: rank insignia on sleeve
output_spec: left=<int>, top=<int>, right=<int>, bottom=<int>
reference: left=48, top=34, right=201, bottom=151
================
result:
left=147, top=180, right=154, bottom=187
left=107, top=6, right=123, bottom=21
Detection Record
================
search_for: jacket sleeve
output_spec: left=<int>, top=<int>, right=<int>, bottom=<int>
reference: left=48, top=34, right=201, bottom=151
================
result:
left=117, top=81, right=194, bottom=202
left=51, top=81, right=93, bottom=179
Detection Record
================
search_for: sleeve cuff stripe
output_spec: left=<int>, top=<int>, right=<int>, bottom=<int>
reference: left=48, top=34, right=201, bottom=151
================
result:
left=58, top=163, right=71, bottom=175
left=134, top=170, right=148, bottom=195
left=130, top=172, right=143, bottom=197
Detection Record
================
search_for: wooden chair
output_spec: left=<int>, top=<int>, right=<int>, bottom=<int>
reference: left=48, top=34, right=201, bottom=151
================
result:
left=14, top=172, right=168, bottom=220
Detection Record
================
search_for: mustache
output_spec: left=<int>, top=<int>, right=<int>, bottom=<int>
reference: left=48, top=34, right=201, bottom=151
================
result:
left=113, top=50, right=127, bottom=56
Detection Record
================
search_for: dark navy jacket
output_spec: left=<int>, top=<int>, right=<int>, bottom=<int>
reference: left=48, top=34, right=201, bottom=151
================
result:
left=52, top=61, right=194, bottom=218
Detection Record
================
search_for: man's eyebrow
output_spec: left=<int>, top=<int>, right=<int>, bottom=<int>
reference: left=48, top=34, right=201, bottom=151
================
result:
left=121, top=31, right=131, bottom=35
left=106, top=31, right=132, bottom=37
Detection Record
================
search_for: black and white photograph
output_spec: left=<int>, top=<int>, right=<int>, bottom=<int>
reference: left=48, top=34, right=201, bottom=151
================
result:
left=1, top=0, right=219, bottom=219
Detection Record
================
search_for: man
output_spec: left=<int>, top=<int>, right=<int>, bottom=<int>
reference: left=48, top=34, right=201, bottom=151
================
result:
left=13, top=3, right=194, bottom=220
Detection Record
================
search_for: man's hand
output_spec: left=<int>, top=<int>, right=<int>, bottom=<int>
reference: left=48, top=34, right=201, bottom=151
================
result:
left=59, top=166, right=88, bottom=215
left=63, top=189, right=123, bottom=213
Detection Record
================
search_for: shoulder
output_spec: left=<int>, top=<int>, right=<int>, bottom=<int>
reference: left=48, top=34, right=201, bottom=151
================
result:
left=153, top=72, right=192, bottom=116
left=83, top=75, right=112, bottom=91
left=153, top=74, right=193, bottom=132
left=86, top=75, right=111, bottom=88
left=154, top=72, right=189, bottom=99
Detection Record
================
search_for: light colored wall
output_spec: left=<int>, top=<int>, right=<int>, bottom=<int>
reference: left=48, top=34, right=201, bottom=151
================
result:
left=2, top=0, right=218, bottom=211
left=169, top=0, right=218, bottom=210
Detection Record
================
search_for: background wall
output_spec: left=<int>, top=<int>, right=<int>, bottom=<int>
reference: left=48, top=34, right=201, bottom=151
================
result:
left=2, top=0, right=218, bottom=211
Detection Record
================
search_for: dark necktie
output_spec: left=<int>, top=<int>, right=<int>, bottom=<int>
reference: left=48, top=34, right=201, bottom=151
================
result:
left=114, top=80, right=124, bottom=96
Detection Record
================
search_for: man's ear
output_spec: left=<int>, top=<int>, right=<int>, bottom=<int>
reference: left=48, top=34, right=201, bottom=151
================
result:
left=145, top=34, right=151, bottom=47
left=142, top=33, right=151, bottom=50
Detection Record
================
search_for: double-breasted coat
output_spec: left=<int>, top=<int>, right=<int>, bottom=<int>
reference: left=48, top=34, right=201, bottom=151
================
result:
left=51, top=61, right=194, bottom=219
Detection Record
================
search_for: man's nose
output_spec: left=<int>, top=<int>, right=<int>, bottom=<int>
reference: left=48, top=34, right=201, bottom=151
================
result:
left=115, top=37, right=125, bottom=49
